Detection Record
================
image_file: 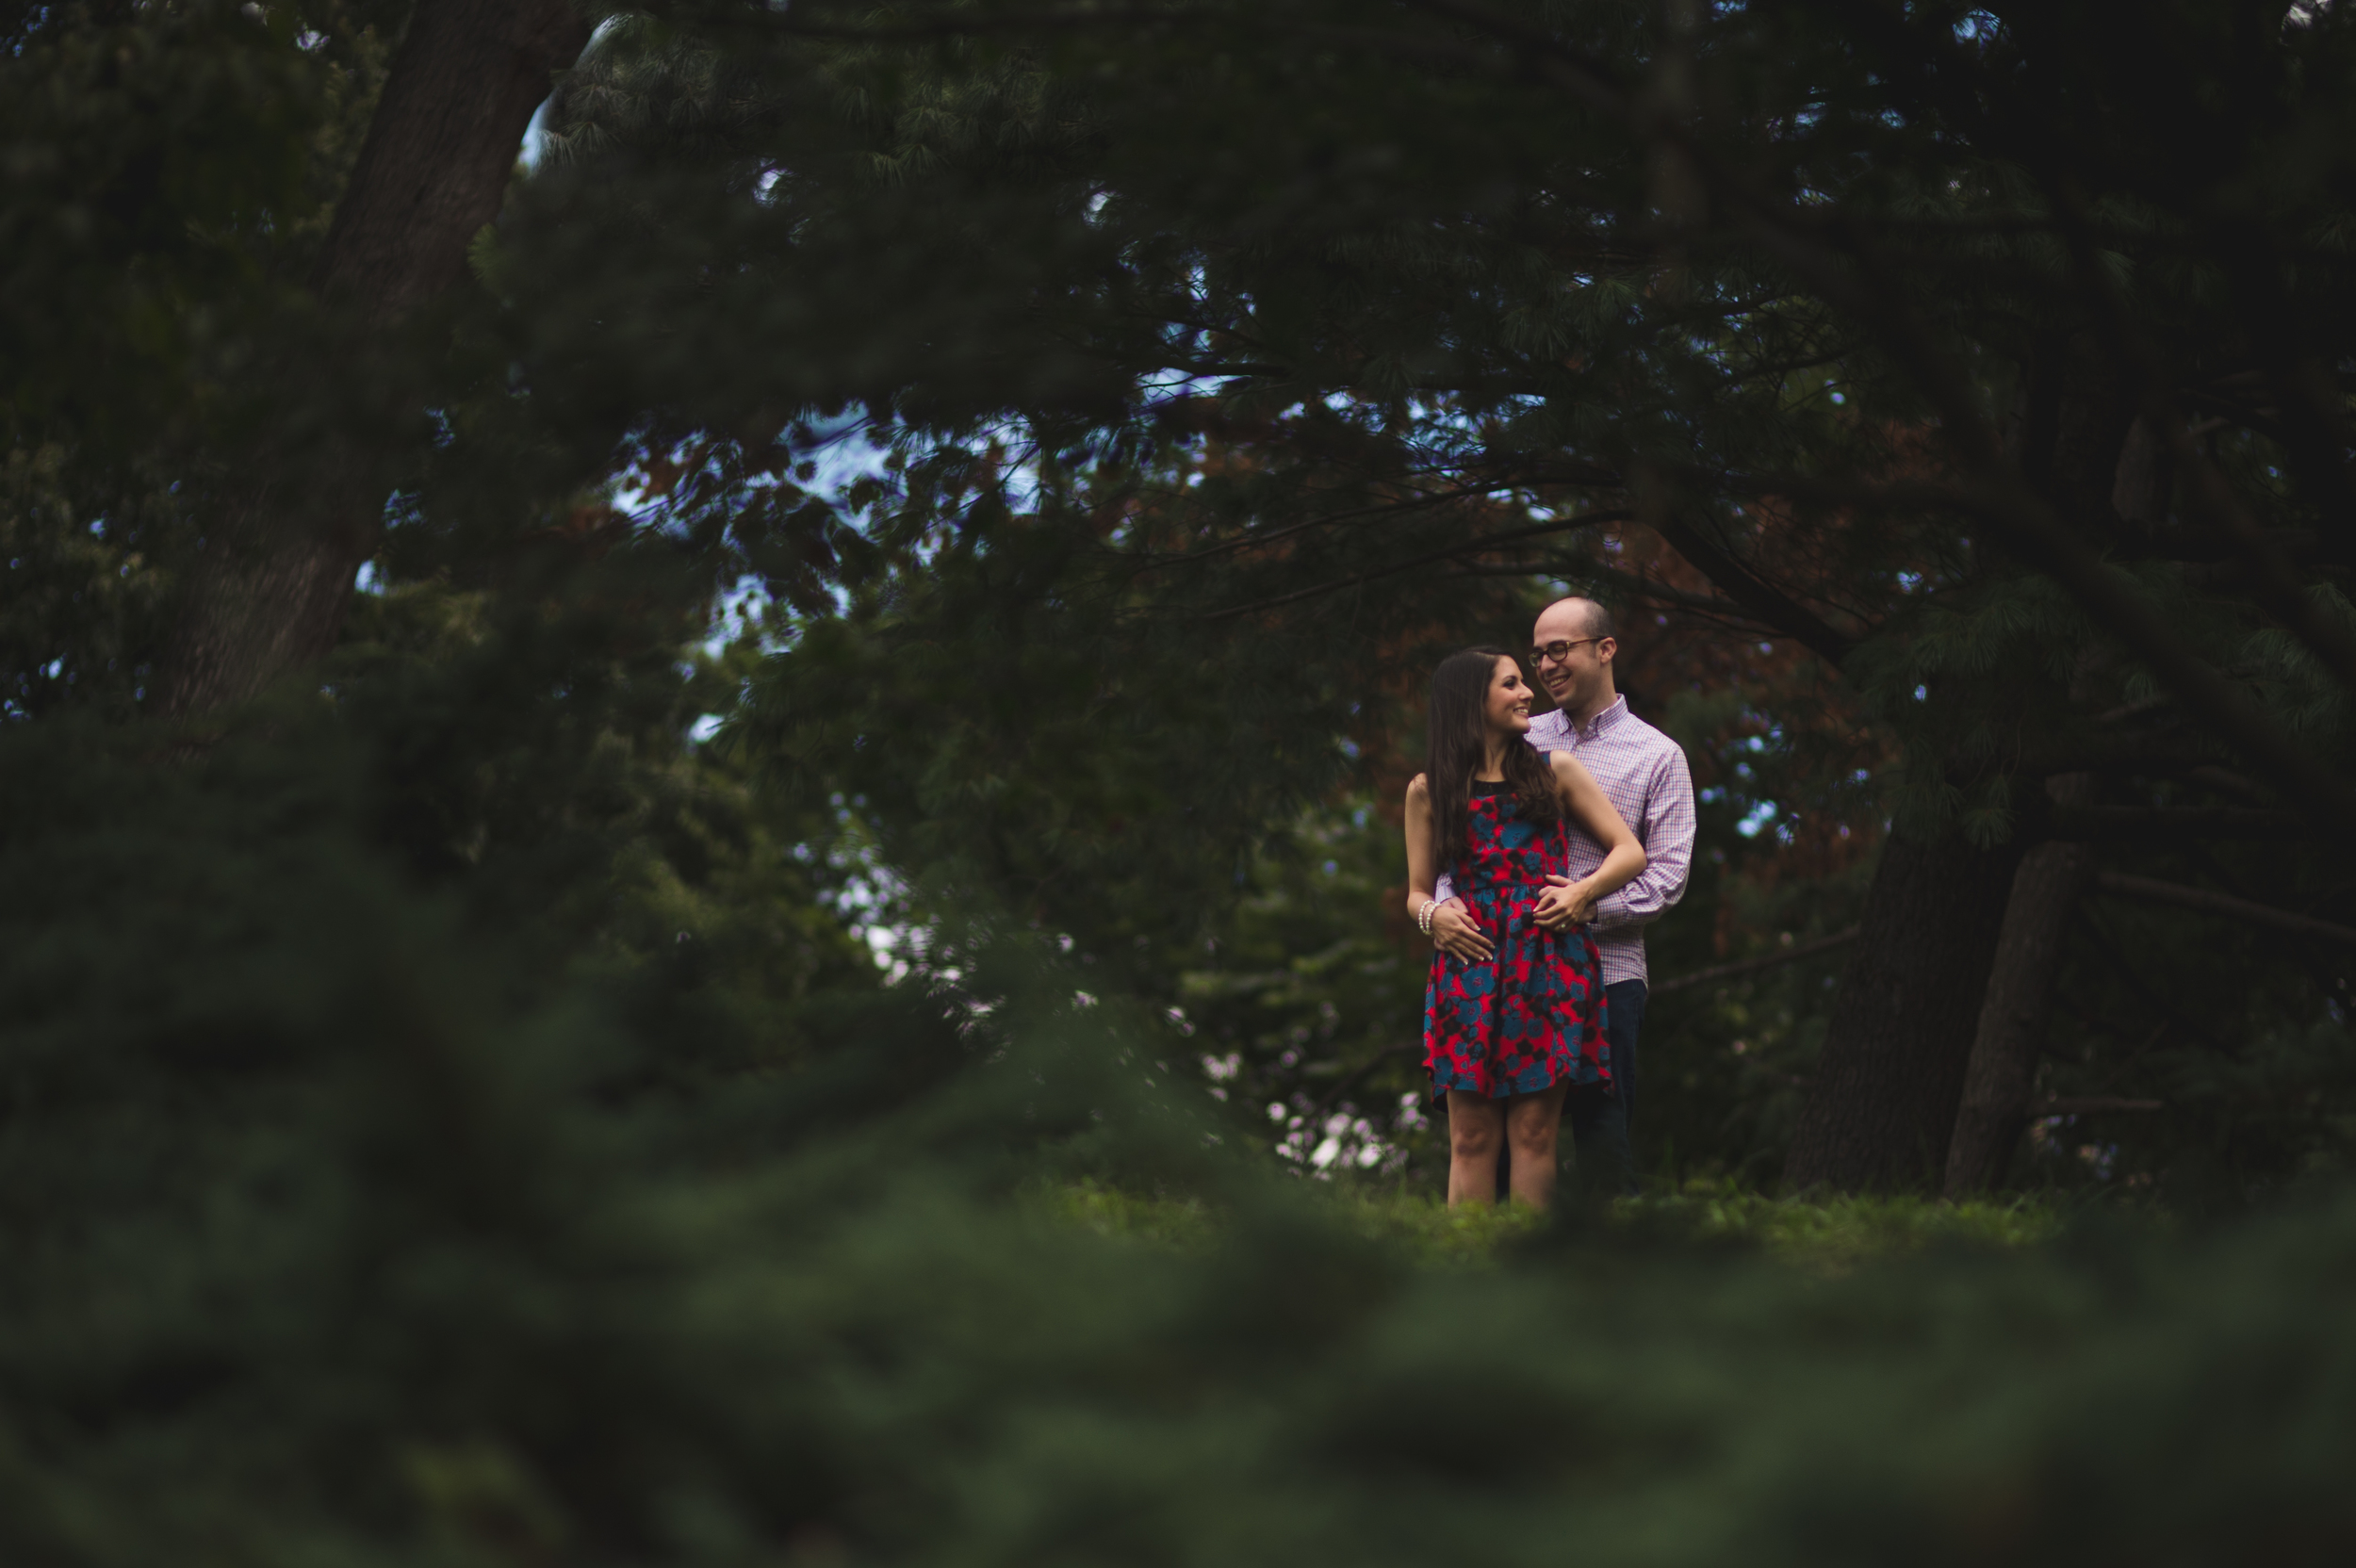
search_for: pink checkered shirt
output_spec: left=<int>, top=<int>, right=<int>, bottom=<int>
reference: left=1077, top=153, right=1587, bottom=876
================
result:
left=1434, top=695, right=1695, bottom=987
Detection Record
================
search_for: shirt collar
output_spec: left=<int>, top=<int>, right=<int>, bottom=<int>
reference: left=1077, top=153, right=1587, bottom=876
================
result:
left=1574, top=694, right=1629, bottom=742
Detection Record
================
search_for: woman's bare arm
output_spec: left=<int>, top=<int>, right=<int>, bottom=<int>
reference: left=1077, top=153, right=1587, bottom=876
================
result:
left=1532, top=753, right=1646, bottom=928
left=1404, top=774, right=1438, bottom=920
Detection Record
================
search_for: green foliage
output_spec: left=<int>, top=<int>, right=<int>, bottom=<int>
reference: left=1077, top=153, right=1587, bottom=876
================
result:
left=740, top=499, right=1373, bottom=1000
left=0, top=443, right=170, bottom=718
left=9, top=1, right=2356, bottom=1555
left=3, top=732, right=2354, bottom=1562
left=1176, top=792, right=1436, bottom=1171
left=0, top=0, right=398, bottom=710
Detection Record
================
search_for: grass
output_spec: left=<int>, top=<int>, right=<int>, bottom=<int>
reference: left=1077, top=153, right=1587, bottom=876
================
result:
left=1039, top=1178, right=1219, bottom=1251
left=1613, top=1177, right=2067, bottom=1272
left=1039, top=1174, right=2068, bottom=1272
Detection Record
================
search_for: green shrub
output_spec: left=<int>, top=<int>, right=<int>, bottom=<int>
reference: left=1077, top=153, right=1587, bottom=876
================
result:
left=0, top=725, right=2351, bottom=1566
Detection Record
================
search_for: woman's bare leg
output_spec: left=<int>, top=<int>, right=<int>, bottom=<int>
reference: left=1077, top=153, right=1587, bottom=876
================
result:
left=1445, top=1089, right=1505, bottom=1206
left=1505, top=1081, right=1572, bottom=1209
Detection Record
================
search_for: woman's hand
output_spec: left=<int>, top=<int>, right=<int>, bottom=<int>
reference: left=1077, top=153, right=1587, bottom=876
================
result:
left=1431, top=898, right=1495, bottom=963
left=1531, top=874, right=1598, bottom=930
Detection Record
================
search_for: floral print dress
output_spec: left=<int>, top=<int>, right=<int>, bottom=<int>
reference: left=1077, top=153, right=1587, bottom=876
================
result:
left=1423, top=779, right=1611, bottom=1101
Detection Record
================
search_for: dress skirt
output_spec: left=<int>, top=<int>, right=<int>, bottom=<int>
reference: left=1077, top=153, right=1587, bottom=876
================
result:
left=1423, top=785, right=1611, bottom=1101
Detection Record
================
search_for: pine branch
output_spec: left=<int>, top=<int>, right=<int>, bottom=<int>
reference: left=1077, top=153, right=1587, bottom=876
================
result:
left=1650, top=927, right=1862, bottom=997
left=2048, top=807, right=2315, bottom=842
left=1129, top=484, right=1542, bottom=575
left=1643, top=514, right=1860, bottom=667
left=2094, top=872, right=2356, bottom=949
left=1197, top=512, right=1633, bottom=619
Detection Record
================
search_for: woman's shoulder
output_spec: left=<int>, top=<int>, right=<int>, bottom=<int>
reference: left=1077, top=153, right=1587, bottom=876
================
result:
left=1406, top=772, right=1431, bottom=801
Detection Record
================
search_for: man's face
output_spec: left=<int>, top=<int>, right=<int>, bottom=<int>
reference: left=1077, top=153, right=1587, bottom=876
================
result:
left=1530, top=604, right=1614, bottom=712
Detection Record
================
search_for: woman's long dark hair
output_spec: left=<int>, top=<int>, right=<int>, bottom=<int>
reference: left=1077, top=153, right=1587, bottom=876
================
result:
left=1426, top=646, right=1562, bottom=870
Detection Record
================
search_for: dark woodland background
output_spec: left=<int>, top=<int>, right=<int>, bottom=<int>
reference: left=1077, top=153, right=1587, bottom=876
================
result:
left=6, top=1, right=2356, bottom=1560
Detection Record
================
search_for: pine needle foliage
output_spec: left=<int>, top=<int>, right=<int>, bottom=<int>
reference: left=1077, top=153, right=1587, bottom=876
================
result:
left=2, top=726, right=2354, bottom=1563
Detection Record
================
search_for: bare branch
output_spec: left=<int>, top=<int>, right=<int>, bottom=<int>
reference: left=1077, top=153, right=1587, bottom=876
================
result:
left=1644, top=513, right=1859, bottom=666
left=2033, top=1097, right=2164, bottom=1116
left=1651, top=927, right=1863, bottom=997
left=1198, top=512, right=1633, bottom=619
left=2094, top=872, right=2356, bottom=949
left=2047, top=806, right=2314, bottom=842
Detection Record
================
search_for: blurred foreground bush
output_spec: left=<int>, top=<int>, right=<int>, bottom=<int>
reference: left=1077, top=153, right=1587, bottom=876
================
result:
left=0, top=723, right=2351, bottom=1567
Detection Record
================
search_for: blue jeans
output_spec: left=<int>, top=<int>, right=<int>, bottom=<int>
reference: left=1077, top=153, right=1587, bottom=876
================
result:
left=1567, top=979, right=1644, bottom=1196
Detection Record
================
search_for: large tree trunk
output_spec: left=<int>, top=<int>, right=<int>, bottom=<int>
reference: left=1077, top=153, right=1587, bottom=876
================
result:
left=1940, top=779, right=2098, bottom=1195
left=1941, top=424, right=2157, bottom=1194
left=155, top=0, right=591, bottom=720
left=1782, top=831, right=2022, bottom=1193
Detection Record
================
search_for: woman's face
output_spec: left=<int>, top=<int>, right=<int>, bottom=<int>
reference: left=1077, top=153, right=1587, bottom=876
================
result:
left=1482, top=657, right=1533, bottom=738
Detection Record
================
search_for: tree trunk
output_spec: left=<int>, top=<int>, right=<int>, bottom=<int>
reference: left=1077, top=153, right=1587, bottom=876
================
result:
left=1941, top=420, right=2155, bottom=1195
left=155, top=0, right=591, bottom=720
left=1782, top=830, right=2022, bottom=1193
left=1941, top=777, right=2098, bottom=1195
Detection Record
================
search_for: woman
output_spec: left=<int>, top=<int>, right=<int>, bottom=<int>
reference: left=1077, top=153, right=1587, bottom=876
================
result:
left=1405, top=647, right=1646, bottom=1208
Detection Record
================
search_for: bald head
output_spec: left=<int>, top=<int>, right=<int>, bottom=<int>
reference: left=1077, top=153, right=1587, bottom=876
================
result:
left=1535, top=596, right=1614, bottom=643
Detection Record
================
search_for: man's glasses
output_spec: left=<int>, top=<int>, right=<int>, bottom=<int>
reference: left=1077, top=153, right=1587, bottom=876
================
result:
left=1530, top=637, right=1601, bottom=667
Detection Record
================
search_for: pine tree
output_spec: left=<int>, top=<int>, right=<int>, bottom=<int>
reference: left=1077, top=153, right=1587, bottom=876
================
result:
left=498, top=0, right=2356, bottom=1188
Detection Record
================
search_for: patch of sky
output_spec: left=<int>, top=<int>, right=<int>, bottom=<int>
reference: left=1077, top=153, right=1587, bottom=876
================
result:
left=820, top=808, right=924, bottom=985
left=600, top=412, right=895, bottom=667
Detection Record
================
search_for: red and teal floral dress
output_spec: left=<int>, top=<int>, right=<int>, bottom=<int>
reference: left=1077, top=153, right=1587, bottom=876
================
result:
left=1423, top=778, right=1611, bottom=1101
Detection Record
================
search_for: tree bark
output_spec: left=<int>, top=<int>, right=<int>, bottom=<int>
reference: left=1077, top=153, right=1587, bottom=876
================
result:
left=154, top=0, right=590, bottom=721
left=1782, top=830, right=2022, bottom=1193
left=1941, top=777, right=2098, bottom=1196
left=1942, top=416, right=2169, bottom=1194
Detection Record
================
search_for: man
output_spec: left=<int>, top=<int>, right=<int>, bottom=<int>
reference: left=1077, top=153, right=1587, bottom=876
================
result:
left=1431, top=596, right=1695, bottom=1193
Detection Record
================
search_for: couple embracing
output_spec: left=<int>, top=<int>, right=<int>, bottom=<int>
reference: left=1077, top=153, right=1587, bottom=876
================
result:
left=1405, top=598, right=1696, bottom=1209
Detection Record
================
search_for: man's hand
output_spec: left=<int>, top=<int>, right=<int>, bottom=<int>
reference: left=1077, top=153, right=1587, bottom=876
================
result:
left=1532, top=874, right=1598, bottom=931
left=1430, top=898, right=1494, bottom=963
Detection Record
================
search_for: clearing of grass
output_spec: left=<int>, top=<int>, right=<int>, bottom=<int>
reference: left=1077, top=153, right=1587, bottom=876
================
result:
left=1039, top=1174, right=2069, bottom=1270
left=1612, top=1178, right=2067, bottom=1271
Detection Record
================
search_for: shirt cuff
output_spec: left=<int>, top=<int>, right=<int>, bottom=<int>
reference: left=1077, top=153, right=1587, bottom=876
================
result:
left=1593, top=890, right=1649, bottom=930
